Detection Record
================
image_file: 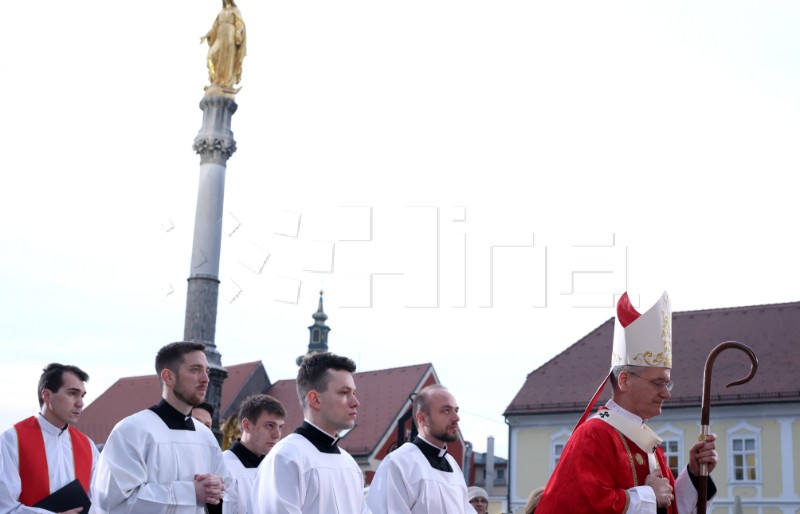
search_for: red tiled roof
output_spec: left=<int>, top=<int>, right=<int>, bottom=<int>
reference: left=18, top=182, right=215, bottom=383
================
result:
left=77, top=361, right=263, bottom=444
left=219, top=361, right=270, bottom=419
left=76, top=374, right=161, bottom=444
left=505, top=301, right=800, bottom=416
left=265, top=363, right=434, bottom=457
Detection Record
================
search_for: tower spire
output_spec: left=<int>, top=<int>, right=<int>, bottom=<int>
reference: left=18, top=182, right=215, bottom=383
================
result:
left=297, top=290, right=331, bottom=365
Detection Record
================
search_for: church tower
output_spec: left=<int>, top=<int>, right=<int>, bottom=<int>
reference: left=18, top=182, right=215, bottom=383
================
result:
left=296, top=290, right=331, bottom=365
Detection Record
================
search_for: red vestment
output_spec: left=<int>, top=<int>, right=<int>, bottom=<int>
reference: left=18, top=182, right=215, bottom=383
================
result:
left=14, top=416, right=92, bottom=506
left=536, top=417, right=676, bottom=514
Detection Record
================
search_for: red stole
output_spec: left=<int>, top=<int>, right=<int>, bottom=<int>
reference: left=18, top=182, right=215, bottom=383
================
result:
left=13, top=416, right=92, bottom=506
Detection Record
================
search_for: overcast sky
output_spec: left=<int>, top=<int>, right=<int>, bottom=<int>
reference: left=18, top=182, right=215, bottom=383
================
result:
left=2, top=1, right=799, bottom=458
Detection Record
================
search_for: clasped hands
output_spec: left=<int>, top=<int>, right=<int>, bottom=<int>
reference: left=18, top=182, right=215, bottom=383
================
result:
left=195, top=473, right=226, bottom=505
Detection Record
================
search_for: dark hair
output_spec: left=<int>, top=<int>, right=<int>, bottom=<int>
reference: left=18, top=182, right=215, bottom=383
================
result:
left=38, top=364, right=89, bottom=407
left=413, top=384, right=447, bottom=418
left=195, top=402, right=215, bottom=416
left=155, top=342, right=206, bottom=378
left=296, top=353, right=356, bottom=407
left=238, top=394, right=286, bottom=423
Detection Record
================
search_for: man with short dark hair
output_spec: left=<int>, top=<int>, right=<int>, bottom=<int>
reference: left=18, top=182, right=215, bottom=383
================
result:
left=92, top=342, right=238, bottom=514
left=0, top=363, right=100, bottom=513
left=251, top=353, right=368, bottom=513
left=223, top=394, right=286, bottom=514
left=367, top=384, right=475, bottom=513
left=192, top=402, right=215, bottom=429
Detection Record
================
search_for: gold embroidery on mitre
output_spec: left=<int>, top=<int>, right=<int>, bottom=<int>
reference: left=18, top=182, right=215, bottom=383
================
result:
left=661, top=294, right=672, bottom=367
left=630, top=351, right=669, bottom=367
left=661, top=309, right=672, bottom=367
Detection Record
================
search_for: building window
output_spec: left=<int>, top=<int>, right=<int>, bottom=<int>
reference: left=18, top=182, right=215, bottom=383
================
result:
left=726, top=421, right=761, bottom=484
left=550, top=429, right=571, bottom=473
left=660, top=439, right=681, bottom=477
left=655, top=425, right=683, bottom=478
left=731, top=437, right=758, bottom=481
left=496, top=468, right=505, bottom=481
left=553, top=443, right=564, bottom=468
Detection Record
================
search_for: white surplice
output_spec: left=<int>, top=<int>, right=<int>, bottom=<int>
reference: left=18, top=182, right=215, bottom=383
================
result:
left=250, top=433, right=369, bottom=514
left=91, top=409, right=237, bottom=514
left=366, top=440, right=474, bottom=514
left=222, top=449, right=257, bottom=514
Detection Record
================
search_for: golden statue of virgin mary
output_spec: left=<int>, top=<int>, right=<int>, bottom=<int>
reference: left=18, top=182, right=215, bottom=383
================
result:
left=201, top=0, right=246, bottom=96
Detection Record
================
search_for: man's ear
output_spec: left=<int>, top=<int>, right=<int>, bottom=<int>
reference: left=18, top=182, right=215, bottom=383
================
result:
left=41, top=389, right=52, bottom=406
left=415, top=409, right=426, bottom=428
left=160, top=368, right=174, bottom=387
left=307, top=390, right=320, bottom=411
left=617, top=371, right=631, bottom=392
left=241, top=417, right=250, bottom=434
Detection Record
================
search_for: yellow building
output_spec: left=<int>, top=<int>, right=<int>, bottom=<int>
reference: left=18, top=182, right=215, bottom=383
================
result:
left=504, top=301, right=800, bottom=514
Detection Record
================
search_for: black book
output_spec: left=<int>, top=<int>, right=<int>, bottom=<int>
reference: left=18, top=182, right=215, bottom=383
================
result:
left=33, top=479, right=91, bottom=513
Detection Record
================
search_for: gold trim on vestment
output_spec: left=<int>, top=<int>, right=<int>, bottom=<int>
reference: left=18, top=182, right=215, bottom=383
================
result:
left=616, top=429, right=638, bottom=487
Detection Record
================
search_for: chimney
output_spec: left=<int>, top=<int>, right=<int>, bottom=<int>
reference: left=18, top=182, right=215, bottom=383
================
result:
left=485, top=435, right=495, bottom=495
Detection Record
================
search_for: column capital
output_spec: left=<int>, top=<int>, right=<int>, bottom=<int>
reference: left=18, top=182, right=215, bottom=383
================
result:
left=193, top=136, right=237, bottom=165
left=193, top=95, right=238, bottom=165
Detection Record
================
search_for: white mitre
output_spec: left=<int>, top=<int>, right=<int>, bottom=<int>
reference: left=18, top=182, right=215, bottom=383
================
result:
left=611, top=291, right=672, bottom=368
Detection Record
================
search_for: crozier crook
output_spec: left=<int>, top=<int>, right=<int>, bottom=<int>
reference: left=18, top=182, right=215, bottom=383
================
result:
left=698, top=341, right=758, bottom=514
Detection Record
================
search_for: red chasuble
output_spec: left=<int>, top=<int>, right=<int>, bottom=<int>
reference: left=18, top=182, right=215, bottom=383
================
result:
left=14, top=416, right=92, bottom=506
left=536, top=417, right=676, bottom=514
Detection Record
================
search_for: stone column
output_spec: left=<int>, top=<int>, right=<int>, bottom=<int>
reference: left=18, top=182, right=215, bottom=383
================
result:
left=184, top=96, right=238, bottom=432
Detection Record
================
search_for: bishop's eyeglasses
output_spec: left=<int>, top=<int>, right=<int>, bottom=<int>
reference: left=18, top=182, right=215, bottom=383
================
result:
left=627, top=371, right=673, bottom=392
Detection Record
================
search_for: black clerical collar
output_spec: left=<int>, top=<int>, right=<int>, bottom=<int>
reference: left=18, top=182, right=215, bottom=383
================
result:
left=413, top=436, right=453, bottom=472
left=295, top=421, right=341, bottom=454
left=149, top=399, right=195, bottom=431
left=229, top=440, right=264, bottom=468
